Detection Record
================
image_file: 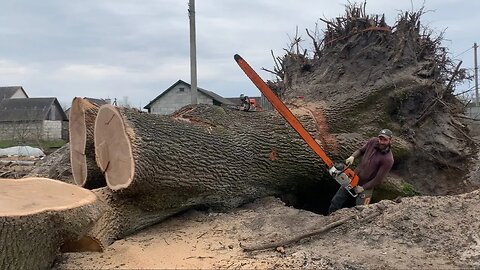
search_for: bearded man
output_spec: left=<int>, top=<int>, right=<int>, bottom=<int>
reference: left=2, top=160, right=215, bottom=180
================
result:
left=328, top=129, right=394, bottom=214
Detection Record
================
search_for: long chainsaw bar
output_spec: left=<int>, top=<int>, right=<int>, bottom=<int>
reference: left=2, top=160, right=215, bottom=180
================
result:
left=234, top=54, right=359, bottom=196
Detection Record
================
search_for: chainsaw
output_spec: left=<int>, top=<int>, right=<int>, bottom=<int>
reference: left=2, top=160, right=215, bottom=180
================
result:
left=234, top=54, right=359, bottom=197
left=223, top=94, right=260, bottom=112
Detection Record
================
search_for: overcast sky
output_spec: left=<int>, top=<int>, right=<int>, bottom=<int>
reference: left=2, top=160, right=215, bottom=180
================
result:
left=1, top=0, right=478, bottom=108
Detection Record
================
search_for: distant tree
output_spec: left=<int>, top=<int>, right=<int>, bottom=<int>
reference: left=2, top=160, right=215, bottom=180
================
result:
left=60, top=101, right=69, bottom=112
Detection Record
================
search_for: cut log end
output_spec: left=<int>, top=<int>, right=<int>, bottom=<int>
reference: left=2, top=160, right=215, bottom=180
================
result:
left=69, top=97, right=90, bottom=187
left=69, top=97, right=107, bottom=189
left=0, top=177, right=97, bottom=216
left=95, top=105, right=135, bottom=191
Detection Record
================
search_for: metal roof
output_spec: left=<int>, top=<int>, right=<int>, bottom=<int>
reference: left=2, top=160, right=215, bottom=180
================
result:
left=144, top=80, right=234, bottom=109
left=0, top=86, right=28, bottom=102
left=0, top=98, right=68, bottom=122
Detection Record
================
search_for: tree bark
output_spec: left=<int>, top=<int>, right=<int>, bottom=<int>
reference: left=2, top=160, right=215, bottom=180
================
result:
left=25, top=143, right=74, bottom=183
left=82, top=187, right=188, bottom=249
left=0, top=177, right=102, bottom=270
left=69, top=97, right=106, bottom=188
left=94, top=104, right=355, bottom=211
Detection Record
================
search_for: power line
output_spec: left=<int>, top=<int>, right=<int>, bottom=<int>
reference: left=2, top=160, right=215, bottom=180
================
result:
left=454, top=46, right=473, bottom=58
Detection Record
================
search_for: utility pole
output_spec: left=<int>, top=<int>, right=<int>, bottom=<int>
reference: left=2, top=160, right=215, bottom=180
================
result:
left=475, top=42, right=478, bottom=106
left=188, top=0, right=198, bottom=105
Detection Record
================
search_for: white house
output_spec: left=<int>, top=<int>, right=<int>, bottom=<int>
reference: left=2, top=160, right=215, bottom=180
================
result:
left=144, top=80, right=234, bottom=115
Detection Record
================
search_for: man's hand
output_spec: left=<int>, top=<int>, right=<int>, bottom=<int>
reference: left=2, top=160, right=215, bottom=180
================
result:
left=345, top=156, right=355, bottom=166
left=354, top=185, right=364, bottom=194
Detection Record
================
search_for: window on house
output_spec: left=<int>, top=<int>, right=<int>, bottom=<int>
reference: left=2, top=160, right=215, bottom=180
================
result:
left=179, top=87, right=185, bottom=92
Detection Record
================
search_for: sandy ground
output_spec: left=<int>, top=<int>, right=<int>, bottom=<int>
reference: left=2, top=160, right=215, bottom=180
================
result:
left=54, top=191, right=480, bottom=269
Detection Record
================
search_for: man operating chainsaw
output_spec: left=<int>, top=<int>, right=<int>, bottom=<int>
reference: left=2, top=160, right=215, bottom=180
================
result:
left=328, top=129, right=394, bottom=214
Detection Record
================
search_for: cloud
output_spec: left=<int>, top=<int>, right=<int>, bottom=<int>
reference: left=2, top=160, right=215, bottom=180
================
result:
left=0, top=60, right=30, bottom=77
left=56, top=64, right=130, bottom=79
left=0, top=0, right=478, bottom=107
left=54, top=60, right=192, bottom=83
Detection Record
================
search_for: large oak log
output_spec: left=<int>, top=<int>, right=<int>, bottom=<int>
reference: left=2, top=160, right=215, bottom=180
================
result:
left=69, top=97, right=106, bottom=188
left=94, top=104, right=341, bottom=210
left=0, top=178, right=102, bottom=270
left=58, top=103, right=376, bottom=249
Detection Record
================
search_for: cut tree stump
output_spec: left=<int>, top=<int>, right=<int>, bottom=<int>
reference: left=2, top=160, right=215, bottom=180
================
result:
left=93, top=104, right=341, bottom=210
left=69, top=97, right=106, bottom=189
left=0, top=177, right=103, bottom=270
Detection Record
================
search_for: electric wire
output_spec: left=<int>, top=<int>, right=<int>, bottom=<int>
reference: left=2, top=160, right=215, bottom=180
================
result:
left=454, top=46, right=473, bottom=58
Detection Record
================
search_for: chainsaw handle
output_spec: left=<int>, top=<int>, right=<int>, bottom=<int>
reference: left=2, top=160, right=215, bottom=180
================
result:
left=340, top=164, right=350, bottom=174
left=332, top=162, right=359, bottom=190
left=338, top=166, right=359, bottom=197
left=345, top=186, right=358, bottom=197
left=341, top=165, right=359, bottom=197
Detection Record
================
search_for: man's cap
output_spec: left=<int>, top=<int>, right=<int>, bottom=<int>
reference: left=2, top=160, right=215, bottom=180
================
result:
left=378, top=129, right=393, bottom=138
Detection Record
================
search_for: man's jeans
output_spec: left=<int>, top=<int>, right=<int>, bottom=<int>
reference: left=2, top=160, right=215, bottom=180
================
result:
left=328, top=187, right=373, bottom=214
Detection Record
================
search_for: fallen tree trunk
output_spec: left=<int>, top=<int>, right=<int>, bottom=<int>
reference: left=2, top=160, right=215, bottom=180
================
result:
left=57, top=103, right=367, bottom=249
left=69, top=97, right=106, bottom=189
left=81, top=187, right=189, bottom=249
left=93, top=104, right=348, bottom=210
left=0, top=177, right=102, bottom=270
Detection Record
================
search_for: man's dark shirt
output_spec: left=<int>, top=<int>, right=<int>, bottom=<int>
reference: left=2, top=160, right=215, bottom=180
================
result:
left=355, top=137, right=394, bottom=190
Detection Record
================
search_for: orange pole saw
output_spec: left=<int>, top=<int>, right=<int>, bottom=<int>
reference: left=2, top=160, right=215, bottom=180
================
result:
left=234, top=54, right=359, bottom=197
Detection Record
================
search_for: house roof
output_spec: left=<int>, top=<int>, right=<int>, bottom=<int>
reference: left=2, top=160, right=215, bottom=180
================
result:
left=144, top=80, right=234, bottom=109
left=0, top=86, right=28, bottom=102
left=84, top=97, right=109, bottom=105
left=0, top=98, right=68, bottom=122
